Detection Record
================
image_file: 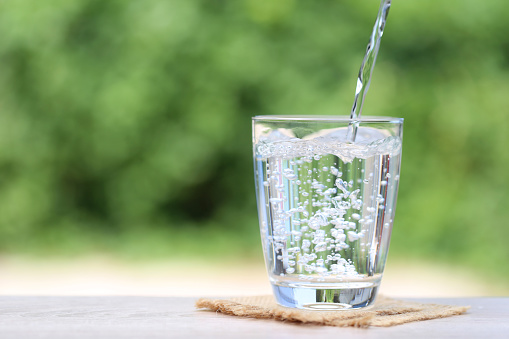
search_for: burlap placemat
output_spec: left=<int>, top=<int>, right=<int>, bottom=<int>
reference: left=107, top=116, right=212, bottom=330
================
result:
left=196, top=295, right=469, bottom=328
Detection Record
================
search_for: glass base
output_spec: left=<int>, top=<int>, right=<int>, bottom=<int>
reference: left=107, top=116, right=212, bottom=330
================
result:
left=271, top=282, right=379, bottom=310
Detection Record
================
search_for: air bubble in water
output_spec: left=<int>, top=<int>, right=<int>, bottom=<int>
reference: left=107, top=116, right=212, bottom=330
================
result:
left=283, top=169, right=298, bottom=180
left=302, top=239, right=311, bottom=250
left=314, top=242, right=327, bottom=252
left=335, top=178, right=349, bottom=194
left=352, top=199, right=363, bottom=210
left=347, top=231, right=365, bottom=242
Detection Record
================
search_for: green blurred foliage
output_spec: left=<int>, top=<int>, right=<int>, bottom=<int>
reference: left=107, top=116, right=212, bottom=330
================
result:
left=0, top=0, right=508, bottom=277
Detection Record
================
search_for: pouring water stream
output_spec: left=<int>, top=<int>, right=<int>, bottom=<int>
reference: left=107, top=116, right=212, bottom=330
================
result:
left=347, top=0, right=392, bottom=142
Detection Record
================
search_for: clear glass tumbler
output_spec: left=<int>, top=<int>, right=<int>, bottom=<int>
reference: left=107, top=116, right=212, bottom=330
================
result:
left=253, top=116, right=403, bottom=310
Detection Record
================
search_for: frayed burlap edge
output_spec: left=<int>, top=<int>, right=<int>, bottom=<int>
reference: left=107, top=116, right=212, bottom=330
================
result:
left=195, top=295, right=469, bottom=328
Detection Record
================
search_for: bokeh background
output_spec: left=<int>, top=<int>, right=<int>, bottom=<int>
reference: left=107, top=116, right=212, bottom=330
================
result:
left=1, top=0, right=508, bottom=296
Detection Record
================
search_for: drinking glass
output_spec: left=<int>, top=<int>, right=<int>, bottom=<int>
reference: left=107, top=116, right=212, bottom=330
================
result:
left=253, top=116, right=403, bottom=310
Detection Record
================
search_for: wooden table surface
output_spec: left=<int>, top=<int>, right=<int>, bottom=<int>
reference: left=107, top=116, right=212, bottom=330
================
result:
left=0, top=297, right=507, bottom=338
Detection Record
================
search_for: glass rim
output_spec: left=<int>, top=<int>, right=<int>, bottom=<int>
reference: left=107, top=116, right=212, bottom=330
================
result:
left=252, top=115, right=403, bottom=123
